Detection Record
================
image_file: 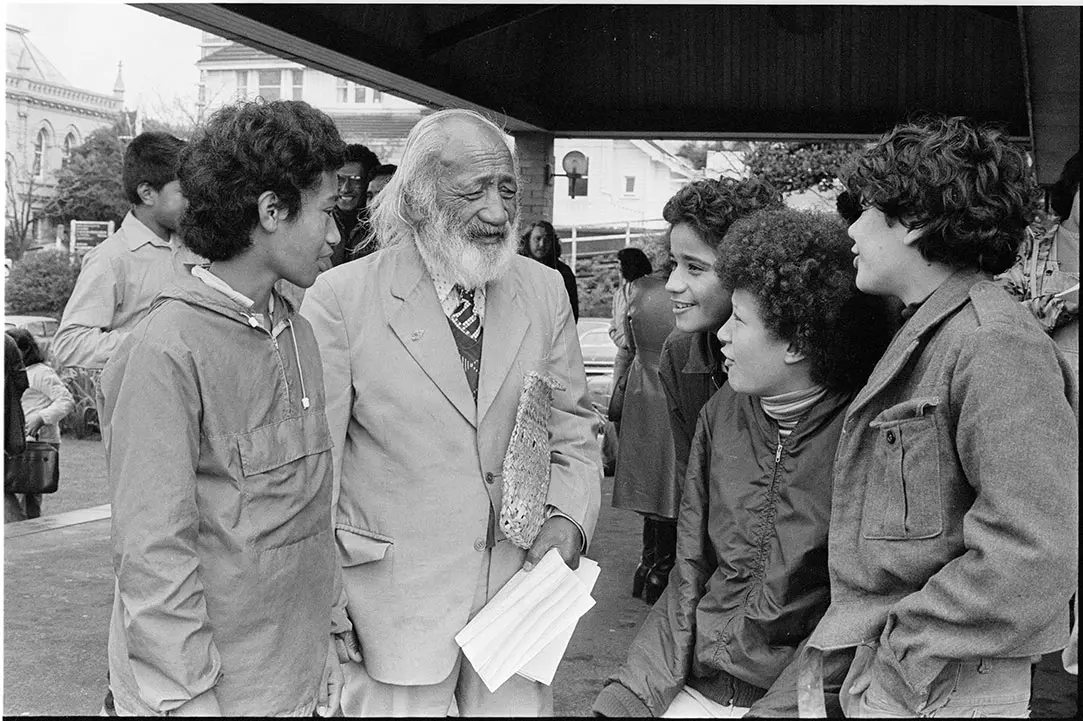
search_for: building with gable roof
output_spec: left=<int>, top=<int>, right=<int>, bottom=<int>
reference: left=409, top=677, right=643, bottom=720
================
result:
left=5, top=24, right=123, bottom=252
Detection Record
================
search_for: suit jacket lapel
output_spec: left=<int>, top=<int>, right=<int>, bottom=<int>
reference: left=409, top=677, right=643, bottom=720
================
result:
left=477, top=270, right=529, bottom=425
left=387, top=243, right=477, bottom=427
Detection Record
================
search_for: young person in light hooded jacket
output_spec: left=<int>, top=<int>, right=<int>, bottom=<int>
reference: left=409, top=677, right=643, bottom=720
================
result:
left=99, top=100, right=357, bottom=717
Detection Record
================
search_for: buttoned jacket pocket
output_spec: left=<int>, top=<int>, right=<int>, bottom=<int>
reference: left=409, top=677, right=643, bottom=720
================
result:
left=235, top=413, right=333, bottom=549
left=862, top=397, right=943, bottom=540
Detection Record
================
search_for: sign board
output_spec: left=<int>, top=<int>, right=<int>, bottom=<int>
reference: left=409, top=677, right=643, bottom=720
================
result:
left=69, top=220, right=114, bottom=254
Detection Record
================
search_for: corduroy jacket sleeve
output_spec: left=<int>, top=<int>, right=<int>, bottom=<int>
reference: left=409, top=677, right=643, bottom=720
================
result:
left=869, top=318, right=1079, bottom=711
left=594, top=408, right=717, bottom=714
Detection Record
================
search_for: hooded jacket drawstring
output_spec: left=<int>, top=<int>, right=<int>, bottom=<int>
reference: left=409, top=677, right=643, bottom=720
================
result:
left=243, top=310, right=310, bottom=411
left=287, top=317, right=311, bottom=410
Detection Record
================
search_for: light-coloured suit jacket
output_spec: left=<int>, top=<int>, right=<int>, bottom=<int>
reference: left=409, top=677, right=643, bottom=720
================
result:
left=301, top=241, right=601, bottom=685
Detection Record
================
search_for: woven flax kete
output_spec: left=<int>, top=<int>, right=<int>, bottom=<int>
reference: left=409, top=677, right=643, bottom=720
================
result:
left=500, top=372, right=566, bottom=549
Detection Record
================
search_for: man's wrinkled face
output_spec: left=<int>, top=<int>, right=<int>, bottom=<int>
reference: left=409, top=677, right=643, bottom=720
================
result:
left=335, top=161, right=365, bottom=212
left=417, top=118, right=520, bottom=289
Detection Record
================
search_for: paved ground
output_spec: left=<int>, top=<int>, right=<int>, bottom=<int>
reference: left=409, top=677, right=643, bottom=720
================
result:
left=3, top=476, right=1078, bottom=716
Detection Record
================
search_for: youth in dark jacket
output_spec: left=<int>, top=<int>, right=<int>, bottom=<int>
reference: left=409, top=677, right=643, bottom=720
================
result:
left=523, top=220, right=579, bottom=321
left=594, top=208, right=894, bottom=717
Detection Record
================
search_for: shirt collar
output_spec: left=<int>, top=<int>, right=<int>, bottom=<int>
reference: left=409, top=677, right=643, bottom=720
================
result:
left=191, top=265, right=274, bottom=323
left=430, top=270, right=487, bottom=321
left=122, top=211, right=177, bottom=251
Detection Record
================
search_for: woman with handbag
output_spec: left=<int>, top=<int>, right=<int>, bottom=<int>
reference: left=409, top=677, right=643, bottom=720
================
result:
left=8, top=328, right=73, bottom=519
left=609, top=248, right=678, bottom=603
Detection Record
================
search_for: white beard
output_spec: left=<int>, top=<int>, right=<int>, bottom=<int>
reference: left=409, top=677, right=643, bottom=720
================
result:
left=416, top=206, right=519, bottom=290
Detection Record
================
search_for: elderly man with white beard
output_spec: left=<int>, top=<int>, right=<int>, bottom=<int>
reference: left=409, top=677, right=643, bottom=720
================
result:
left=301, top=108, right=601, bottom=716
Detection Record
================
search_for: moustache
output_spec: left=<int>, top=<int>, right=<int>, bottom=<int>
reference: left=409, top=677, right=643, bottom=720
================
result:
left=464, top=221, right=510, bottom=241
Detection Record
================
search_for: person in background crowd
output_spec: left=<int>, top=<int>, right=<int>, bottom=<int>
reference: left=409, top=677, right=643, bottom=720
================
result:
left=595, top=208, right=894, bottom=718
left=366, top=163, right=398, bottom=206
left=523, top=220, right=580, bottom=321
left=657, top=178, right=783, bottom=575
left=330, top=143, right=380, bottom=267
left=51, top=132, right=202, bottom=376
left=998, top=151, right=1079, bottom=377
left=602, top=248, right=653, bottom=476
left=302, top=108, right=600, bottom=716
left=99, top=100, right=351, bottom=717
left=4, top=332, right=29, bottom=523
left=609, top=248, right=677, bottom=604
left=609, top=247, right=653, bottom=349
left=793, top=116, right=1078, bottom=719
left=996, top=151, right=1080, bottom=679
left=8, top=328, right=74, bottom=520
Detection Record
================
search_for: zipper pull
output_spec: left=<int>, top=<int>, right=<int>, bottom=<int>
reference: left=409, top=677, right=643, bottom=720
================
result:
left=775, top=439, right=783, bottom=464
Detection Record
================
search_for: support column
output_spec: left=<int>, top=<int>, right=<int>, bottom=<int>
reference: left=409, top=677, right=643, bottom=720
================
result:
left=512, top=131, right=555, bottom=226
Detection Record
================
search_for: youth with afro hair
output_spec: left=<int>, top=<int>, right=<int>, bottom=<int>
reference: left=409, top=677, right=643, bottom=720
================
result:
left=595, top=207, right=894, bottom=718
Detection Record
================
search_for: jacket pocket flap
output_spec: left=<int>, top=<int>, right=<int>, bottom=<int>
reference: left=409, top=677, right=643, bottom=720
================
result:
left=869, top=396, right=939, bottom=427
left=336, top=524, right=393, bottom=567
left=237, top=413, right=332, bottom=476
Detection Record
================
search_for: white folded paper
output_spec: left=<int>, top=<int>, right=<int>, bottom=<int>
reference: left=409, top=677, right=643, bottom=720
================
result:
left=454, top=548, right=599, bottom=692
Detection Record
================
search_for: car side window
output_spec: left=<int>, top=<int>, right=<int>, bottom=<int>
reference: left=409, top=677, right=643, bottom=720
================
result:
left=43, top=319, right=58, bottom=336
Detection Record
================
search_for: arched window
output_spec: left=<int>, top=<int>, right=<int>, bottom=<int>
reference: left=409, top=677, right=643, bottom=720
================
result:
left=62, top=133, right=77, bottom=168
left=32, top=128, right=50, bottom=177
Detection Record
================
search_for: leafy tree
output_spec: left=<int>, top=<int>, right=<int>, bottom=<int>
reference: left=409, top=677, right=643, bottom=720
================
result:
left=4, top=248, right=80, bottom=315
left=5, top=155, right=43, bottom=261
left=43, top=124, right=129, bottom=230
left=744, top=142, right=866, bottom=194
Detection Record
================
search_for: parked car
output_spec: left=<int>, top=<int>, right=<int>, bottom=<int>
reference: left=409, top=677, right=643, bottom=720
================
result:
left=4, top=314, right=60, bottom=359
left=576, top=317, right=618, bottom=409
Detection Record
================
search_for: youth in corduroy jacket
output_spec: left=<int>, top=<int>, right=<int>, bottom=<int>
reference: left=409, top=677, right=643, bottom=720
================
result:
left=796, top=270, right=1079, bottom=716
left=594, top=383, right=852, bottom=715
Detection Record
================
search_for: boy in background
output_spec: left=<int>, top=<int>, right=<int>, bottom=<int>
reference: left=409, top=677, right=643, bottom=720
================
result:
left=52, top=131, right=202, bottom=372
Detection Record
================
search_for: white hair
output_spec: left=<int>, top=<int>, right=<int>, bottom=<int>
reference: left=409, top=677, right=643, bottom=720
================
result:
left=365, top=108, right=520, bottom=251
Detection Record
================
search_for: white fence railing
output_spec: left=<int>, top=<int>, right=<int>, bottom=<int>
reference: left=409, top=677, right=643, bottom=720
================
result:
left=559, top=219, right=667, bottom=267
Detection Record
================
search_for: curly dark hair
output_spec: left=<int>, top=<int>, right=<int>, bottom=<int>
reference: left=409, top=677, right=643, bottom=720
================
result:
left=1050, top=152, right=1079, bottom=221
left=662, top=176, right=783, bottom=251
left=841, top=115, right=1035, bottom=274
left=717, top=208, right=895, bottom=393
left=178, top=100, right=346, bottom=262
left=122, top=131, right=186, bottom=204
left=344, top=143, right=380, bottom=176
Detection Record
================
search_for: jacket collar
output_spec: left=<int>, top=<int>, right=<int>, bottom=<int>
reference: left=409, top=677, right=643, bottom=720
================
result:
left=744, top=386, right=854, bottom=449
left=122, top=211, right=175, bottom=251
left=848, top=267, right=986, bottom=416
left=682, top=330, right=720, bottom=375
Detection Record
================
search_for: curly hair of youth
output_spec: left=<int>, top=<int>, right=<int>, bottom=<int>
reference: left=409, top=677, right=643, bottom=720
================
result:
left=841, top=115, right=1035, bottom=274
left=662, top=176, right=783, bottom=250
left=178, top=100, right=346, bottom=261
left=717, top=209, right=895, bottom=392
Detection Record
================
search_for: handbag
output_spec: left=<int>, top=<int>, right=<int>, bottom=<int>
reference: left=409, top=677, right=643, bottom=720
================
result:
left=607, top=369, right=629, bottom=423
left=5, top=441, right=60, bottom=494
left=500, top=372, right=564, bottom=549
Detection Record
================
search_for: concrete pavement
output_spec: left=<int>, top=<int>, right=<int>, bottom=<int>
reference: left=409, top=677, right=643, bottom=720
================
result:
left=3, top=481, right=1077, bottom=716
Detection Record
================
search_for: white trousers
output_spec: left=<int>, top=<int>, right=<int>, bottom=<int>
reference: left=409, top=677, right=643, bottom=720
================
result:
left=340, top=547, right=553, bottom=717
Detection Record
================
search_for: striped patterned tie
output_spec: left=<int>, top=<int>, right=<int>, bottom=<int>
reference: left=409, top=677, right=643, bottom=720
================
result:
left=451, top=285, right=482, bottom=340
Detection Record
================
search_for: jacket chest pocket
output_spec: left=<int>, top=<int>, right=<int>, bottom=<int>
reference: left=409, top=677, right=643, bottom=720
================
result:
left=862, top=397, right=943, bottom=540
left=236, top=413, right=334, bottom=549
